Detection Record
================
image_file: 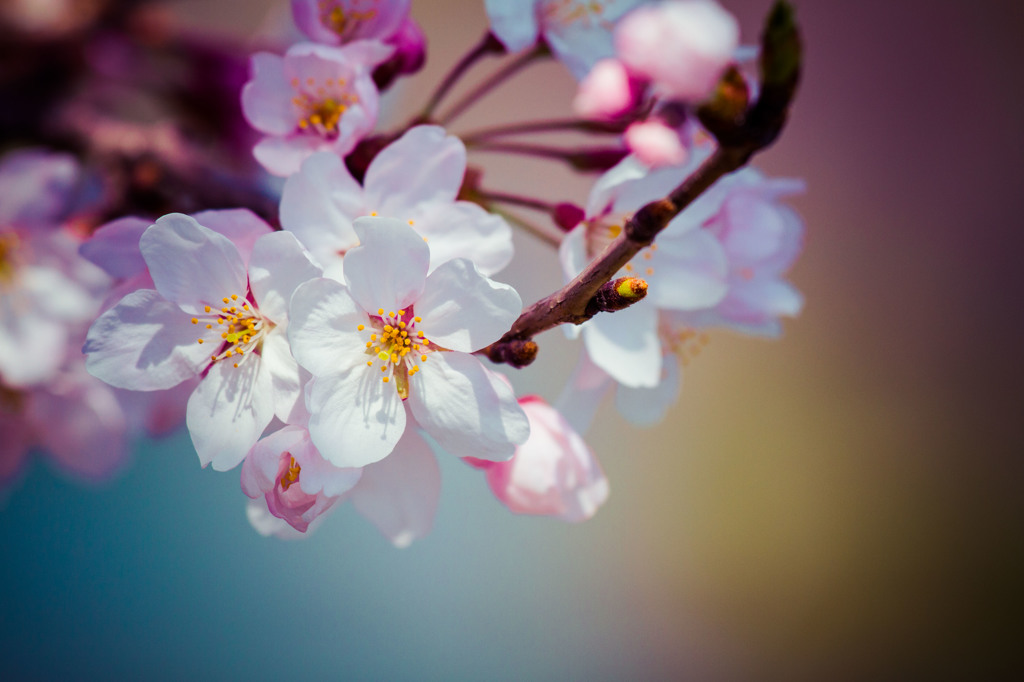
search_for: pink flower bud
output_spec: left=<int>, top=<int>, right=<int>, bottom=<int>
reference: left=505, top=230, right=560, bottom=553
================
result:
left=616, top=0, right=739, bottom=103
left=472, top=397, right=609, bottom=522
left=573, top=58, right=635, bottom=120
left=624, top=120, right=689, bottom=168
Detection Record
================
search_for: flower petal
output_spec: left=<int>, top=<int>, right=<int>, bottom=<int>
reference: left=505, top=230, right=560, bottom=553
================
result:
left=484, top=0, right=540, bottom=52
left=350, top=425, right=440, bottom=548
left=248, top=231, right=322, bottom=324
left=186, top=354, right=275, bottom=471
left=288, top=278, right=368, bottom=378
left=614, top=351, right=682, bottom=426
left=364, top=125, right=465, bottom=215
left=191, top=209, right=274, bottom=268
left=84, top=289, right=212, bottom=390
left=413, top=201, right=514, bottom=276
left=344, top=217, right=428, bottom=315
left=305, top=367, right=407, bottom=468
left=241, top=52, right=296, bottom=136
left=414, top=259, right=521, bottom=352
left=253, top=135, right=326, bottom=178
left=260, top=328, right=309, bottom=424
left=79, top=216, right=150, bottom=279
left=647, top=229, right=728, bottom=310
left=140, top=213, right=247, bottom=315
left=280, top=151, right=364, bottom=271
left=582, top=301, right=661, bottom=388
left=407, top=352, right=528, bottom=460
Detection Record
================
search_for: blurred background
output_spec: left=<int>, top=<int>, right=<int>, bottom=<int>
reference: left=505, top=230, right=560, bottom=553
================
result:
left=2, top=0, right=1022, bottom=679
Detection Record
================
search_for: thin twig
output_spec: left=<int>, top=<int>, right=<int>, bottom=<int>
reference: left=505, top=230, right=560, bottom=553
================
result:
left=491, top=207, right=562, bottom=247
left=460, top=118, right=627, bottom=145
left=412, top=32, right=504, bottom=125
left=437, top=44, right=549, bottom=127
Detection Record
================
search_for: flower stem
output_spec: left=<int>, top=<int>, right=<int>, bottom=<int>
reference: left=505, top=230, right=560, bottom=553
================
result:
left=413, top=32, right=504, bottom=125
left=470, top=141, right=629, bottom=172
left=460, top=118, right=628, bottom=146
left=437, top=43, right=550, bottom=127
left=476, top=189, right=559, bottom=214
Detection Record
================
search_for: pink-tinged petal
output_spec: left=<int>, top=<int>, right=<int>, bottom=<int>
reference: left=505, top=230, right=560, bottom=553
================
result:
left=186, top=355, right=275, bottom=471
left=625, top=120, right=689, bottom=168
left=364, top=126, right=465, bottom=215
left=191, top=209, right=274, bottom=268
left=337, top=39, right=396, bottom=67
left=296, top=1, right=411, bottom=44
left=241, top=52, right=297, bottom=135
left=293, top=441, right=362, bottom=498
left=350, top=425, right=439, bottom=548
left=242, top=425, right=309, bottom=497
left=261, top=329, right=308, bottom=424
left=306, top=366, right=407, bottom=468
left=140, top=213, right=247, bottom=315
left=556, top=225, right=587, bottom=341
left=79, top=216, right=150, bottom=279
left=482, top=396, right=609, bottom=521
left=0, top=148, right=79, bottom=229
left=246, top=499, right=319, bottom=540
left=554, top=348, right=614, bottom=434
left=345, top=217, right=428, bottom=315
left=116, top=378, right=195, bottom=438
left=574, top=58, right=635, bottom=119
left=484, top=0, right=540, bottom=52
left=413, top=201, right=514, bottom=276
left=582, top=301, right=661, bottom=388
left=30, top=373, right=130, bottom=483
left=407, top=352, right=528, bottom=461
left=248, top=231, right=322, bottom=324
left=544, top=12, right=618, bottom=81
left=647, top=229, right=728, bottom=310
left=615, top=351, right=682, bottom=426
left=280, top=151, right=364, bottom=269
left=288, top=278, right=369, bottom=377
left=83, top=289, right=212, bottom=391
left=20, top=265, right=103, bottom=323
left=253, top=135, right=327, bottom=178
left=414, top=259, right=521, bottom=353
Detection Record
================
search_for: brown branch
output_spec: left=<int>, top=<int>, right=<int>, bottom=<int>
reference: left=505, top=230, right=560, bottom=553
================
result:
left=484, top=0, right=802, bottom=368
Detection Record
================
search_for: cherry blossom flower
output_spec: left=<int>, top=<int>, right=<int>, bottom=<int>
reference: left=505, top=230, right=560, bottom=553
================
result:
left=485, top=0, right=644, bottom=80
left=0, top=149, right=111, bottom=388
left=241, top=41, right=393, bottom=176
left=287, top=216, right=528, bottom=469
left=572, top=57, right=638, bottom=119
left=559, top=149, right=729, bottom=388
left=292, top=0, right=411, bottom=46
left=624, top=119, right=689, bottom=167
left=243, top=420, right=442, bottom=546
left=280, top=125, right=513, bottom=281
left=467, top=396, right=609, bottom=521
left=615, top=0, right=738, bottom=102
left=241, top=424, right=362, bottom=532
left=84, top=213, right=322, bottom=470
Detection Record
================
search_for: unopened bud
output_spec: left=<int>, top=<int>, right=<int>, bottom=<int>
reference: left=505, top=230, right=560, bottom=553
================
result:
left=553, top=202, right=585, bottom=231
left=486, top=338, right=538, bottom=368
left=567, top=146, right=630, bottom=172
left=586, top=276, right=648, bottom=318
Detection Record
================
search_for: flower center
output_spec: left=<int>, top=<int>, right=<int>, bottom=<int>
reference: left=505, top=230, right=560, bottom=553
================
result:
left=318, top=0, right=378, bottom=40
left=358, top=308, right=433, bottom=400
left=0, top=231, right=24, bottom=288
left=659, top=319, right=709, bottom=367
left=279, top=455, right=301, bottom=492
left=290, top=77, right=360, bottom=138
left=191, top=293, right=272, bottom=369
left=541, top=0, right=613, bottom=29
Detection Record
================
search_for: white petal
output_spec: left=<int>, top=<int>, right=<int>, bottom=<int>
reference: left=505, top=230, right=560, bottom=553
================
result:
left=83, top=289, right=211, bottom=390
left=292, top=433, right=362, bottom=497
left=615, top=352, right=682, bottom=426
left=253, top=135, right=325, bottom=178
left=582, top=301, right=661, bottom=388
left=414, top=201, right=514, bottom=276
left=350, top=426, right=440, bottom=548
left=280, top=151, right=364, bottom=268
left=245, top=499, right=316, bottom=540
left=647, top=229, right=728, bottom=309
left=248, top=231, right=322, bottom=324
left=484, top=0, right=540, bottom=51
left=305, top=367, right=407, bottom=468
left=240, top=52, right=296, bottom=135
left=364, top=126, right=465, bottom=215
left=261, top=328, right=308, bottom=424
left=344, top=217, right=428, bottom=315
left=407, top=352, right=528, bottom=461
left=414, top=259, right=521, bottom=352
left=554, top=348, right=614, bottom=435
left=187, top=355, right=275, bottom=471
left=140, top=213, right=247, bottom=315
left=287, top=278, right=368, bottom=378
left=191, top=209, right=274, bottom=268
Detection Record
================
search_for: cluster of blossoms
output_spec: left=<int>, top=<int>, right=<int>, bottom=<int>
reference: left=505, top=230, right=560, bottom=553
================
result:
left=2, top=0, right=804, bottom=546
